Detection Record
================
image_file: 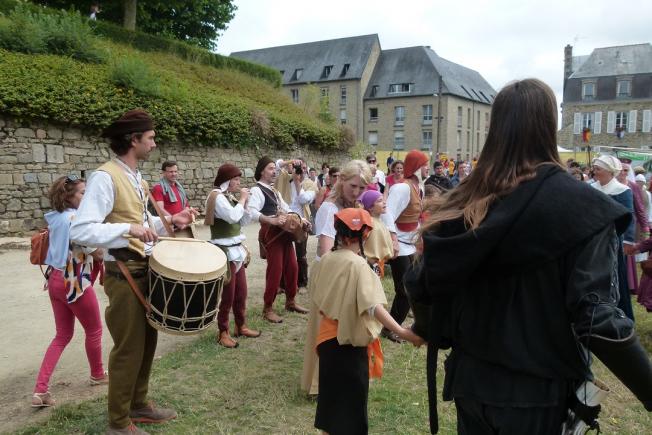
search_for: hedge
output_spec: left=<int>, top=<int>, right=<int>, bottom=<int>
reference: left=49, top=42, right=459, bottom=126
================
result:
left=0, top=0, right=282, bottom=87
left=0, top=49, right=342, bottom=150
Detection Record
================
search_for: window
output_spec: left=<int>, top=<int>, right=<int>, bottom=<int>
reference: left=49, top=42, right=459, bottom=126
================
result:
left=466, top=132, right=470, bottom=153
left=394, top=131, right=405, bottom=149
left=582, top=112, right=594, bottom=129
left=394, top=106, right=405, bottom=125
left=467, top=108, right=471, bottom=128
left=370, top=85, right=379, bottom=97
left=485, top=112, right=489, bottom=132
left=422, top=105, right=433, bottom=124
left=457, top=130, right=461, bottom=148
left=422, top=130, right=433, bottom=148
left=320, top=87, right=329, bottom=108
left=279, top=70, right=285, bottom=77
left=291, top=68, right=303, bottom=81
left=617, top=80, right=631, bottom=97
left=477, top=110, right=480, bottom=130
left=582, top=82, right=595, bottom=100
left=388, top=83, right=412, bottom=94
left=340, top=64, right=350, bottom=77
left=369, top=108, right=378, bottom=122
left=368, top=131, right=378, bottom=146
left=457, top=106, right=463, bottom=127
left=340, top=86, right=347, bottom=105
left=616, top=111, right=628, bottom=129
left=291, top=89, right=299, bottom=104
left=340, top=109, right=347, bottom=124
left=321, top=65, right=333, bottom=79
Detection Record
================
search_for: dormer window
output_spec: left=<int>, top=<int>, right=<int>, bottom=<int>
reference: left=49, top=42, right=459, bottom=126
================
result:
left=291, top=68, right=303, bottom=81
left=370, top=85, right=379, bottom=97
left=340, top=64, right=350, bottom=77
left=617, top=79, right=631, bottom=97
left=582, top=81, right=595, bottom=100
left=321, top=65, right=333, bottom=79
left=388, top=83, right=412, bottom=94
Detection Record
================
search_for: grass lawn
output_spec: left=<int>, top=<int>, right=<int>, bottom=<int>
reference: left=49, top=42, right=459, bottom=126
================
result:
left=16, top=279, right=652, bottom=434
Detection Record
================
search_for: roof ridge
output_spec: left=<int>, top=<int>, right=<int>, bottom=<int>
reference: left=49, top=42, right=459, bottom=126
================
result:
left=231, top=33, right=379, bottom=54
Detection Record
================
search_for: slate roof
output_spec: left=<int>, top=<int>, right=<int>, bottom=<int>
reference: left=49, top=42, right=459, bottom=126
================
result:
left=569, top=43, right=652, bottom=78
left=230, top=34, right=380, bottom=84
left=365, top=46, right=496, bottom=104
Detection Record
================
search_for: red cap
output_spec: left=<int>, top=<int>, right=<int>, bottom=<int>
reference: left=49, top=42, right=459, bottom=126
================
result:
left=403, top=150, right=429, bottom=178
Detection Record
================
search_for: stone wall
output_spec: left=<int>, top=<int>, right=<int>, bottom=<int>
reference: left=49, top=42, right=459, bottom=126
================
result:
left=0, top=116, right=347, bottom=235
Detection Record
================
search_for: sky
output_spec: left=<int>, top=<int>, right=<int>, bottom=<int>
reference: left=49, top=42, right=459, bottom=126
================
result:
left=217, top=0, right=652, bottom=122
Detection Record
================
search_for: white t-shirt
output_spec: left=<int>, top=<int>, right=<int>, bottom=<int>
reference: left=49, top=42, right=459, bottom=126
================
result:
left=313, top=201, right=340, bottom=261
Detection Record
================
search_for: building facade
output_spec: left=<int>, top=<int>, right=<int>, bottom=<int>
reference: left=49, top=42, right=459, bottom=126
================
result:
left=232, top=35, right=495, bottom=160
left=560, top=43, right=652, bottom=152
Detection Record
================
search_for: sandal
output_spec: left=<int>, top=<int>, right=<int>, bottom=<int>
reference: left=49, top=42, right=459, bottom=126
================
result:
left=90, top=370, right=109, bottom=386
left=31, top=391, right=55, bottom=408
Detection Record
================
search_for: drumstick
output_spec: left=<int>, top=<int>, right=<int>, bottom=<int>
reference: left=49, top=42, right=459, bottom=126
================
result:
left=122, top=234, right=205, bottom=242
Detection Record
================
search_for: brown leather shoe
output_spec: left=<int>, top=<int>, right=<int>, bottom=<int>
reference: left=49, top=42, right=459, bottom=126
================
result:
left=285, top=300, right=309, bottom=314
left=263, top=305, right=283, bottom=323
left=217, top=330, right=239, bottom=348
left=129, top=403, right=177, bottom=424
left=234, top=325, right=261, bottom=338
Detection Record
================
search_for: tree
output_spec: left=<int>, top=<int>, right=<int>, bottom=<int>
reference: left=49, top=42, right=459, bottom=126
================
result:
left=33, top=1, right=237, bottom=50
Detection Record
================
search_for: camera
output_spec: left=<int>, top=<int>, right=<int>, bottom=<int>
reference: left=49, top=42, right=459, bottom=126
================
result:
left=293, top=163, right=303, bottom=175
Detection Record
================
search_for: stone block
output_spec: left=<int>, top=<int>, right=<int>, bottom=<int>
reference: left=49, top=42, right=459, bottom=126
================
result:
left=0, top=173, right=13, bottom=184
left=46, top=144, right=64, bottom=163
left=202, top=168, right=213, bottom=179
left=0, top=221, right=8, bottom=233
left=32, top=143, right=46, bottom=162
left=64, top=146, right=87, bottom=156
left=40, top=197, right=50, bottom=208
left=37, top=173, right=52, bottom=184
left=17, top=154, right=31, bottom=163
left=0, top=155, right=17, bottom=163
left=36, top=129, right=47, bottom=139
left=13, top=173, right=24, bottom=185
left=243, top=168, right=254, bottom=178
left=0, top=118, right=5, bottom=127
left=23, top=173, right=38, bottom=183
left=63, top=129, right=81, bottom=140
left=0, top=204, right=4, bottom=213
left=48, top=128, right=62, bottom=139
left=14, top=128, right=34, bottom=138
left=17, top=211, right=30, bottom=218
left=7, top=198, right=21, bottom=211
left=33, top=209, right=43, bottom=218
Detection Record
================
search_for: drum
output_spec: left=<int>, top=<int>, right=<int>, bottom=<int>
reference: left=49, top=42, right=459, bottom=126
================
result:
left=148, top=238, right=227, bottom=335
left=281, top=212, right=308, bottom=243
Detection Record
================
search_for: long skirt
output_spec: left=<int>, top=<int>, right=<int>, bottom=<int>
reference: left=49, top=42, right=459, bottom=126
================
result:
left=315, top=338, right=369, bottom=435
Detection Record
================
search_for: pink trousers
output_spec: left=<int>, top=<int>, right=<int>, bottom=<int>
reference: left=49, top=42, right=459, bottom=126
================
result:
left=34, top=269, right=104, bottom=393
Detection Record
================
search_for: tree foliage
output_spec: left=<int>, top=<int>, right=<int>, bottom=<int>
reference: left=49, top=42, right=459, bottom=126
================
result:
left=33, top=0, right=237, bottom=50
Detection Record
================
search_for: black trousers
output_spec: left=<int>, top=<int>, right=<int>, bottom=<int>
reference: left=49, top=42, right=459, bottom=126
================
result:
left=295, top=239, right=308, bottom=288
left=388, top=254, right=414, bottom=325
left=455, top=398, right=568, bottom=435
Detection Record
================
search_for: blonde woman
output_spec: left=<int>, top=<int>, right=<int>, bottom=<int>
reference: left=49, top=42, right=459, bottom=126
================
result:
left=301, top=160, right=372, bottom=395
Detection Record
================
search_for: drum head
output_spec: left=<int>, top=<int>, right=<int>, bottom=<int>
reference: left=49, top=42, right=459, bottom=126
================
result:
left=150, top=239, right=227, bottom=282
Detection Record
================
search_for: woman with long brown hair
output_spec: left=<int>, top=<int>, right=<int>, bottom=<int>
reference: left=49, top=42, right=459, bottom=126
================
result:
left=410, top=79, right=652, bottom=433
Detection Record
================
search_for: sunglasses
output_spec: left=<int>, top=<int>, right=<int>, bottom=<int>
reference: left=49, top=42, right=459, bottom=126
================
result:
left=367, top=160, right=376, bottom=163
left=65, top=174, right=80, bottom=183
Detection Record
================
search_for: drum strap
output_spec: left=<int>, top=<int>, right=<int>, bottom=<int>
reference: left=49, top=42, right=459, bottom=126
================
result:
left=116, top=260, right=151, bottom=314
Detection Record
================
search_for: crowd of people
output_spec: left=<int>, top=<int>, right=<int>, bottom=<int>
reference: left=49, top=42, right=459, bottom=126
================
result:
left=30, top=79, right=652, bottom=434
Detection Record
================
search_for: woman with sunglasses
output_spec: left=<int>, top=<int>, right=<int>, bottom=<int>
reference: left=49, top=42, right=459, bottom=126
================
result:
left=32, top=175, right=107, bottom=408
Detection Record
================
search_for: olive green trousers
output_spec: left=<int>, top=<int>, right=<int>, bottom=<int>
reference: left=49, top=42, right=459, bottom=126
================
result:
left=104, top=262, right=157, bottom=429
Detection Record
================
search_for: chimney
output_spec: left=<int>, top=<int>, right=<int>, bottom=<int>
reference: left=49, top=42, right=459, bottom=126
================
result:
left=564, top=44, right=573, bottom=86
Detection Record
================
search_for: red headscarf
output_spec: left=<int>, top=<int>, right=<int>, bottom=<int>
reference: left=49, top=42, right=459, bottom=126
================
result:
left=403, top=150, right=429, bottom=178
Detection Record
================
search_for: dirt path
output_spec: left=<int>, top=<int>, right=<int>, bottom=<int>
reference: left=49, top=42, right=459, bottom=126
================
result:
left=0, top=223, right=302, bottom=433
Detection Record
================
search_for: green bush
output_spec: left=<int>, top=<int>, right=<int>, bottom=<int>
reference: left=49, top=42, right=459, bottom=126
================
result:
left=0, top=3, right=104, bottom=62
left=109, top=56, right=162, bottom=98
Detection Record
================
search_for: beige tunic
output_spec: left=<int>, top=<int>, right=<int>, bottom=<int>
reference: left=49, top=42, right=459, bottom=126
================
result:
left=301, top=249, right=387, bottom=393
left=364, top=216, right=394, bottom=263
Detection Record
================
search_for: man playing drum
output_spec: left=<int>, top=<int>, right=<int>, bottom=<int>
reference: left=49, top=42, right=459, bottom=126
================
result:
left=205, top=163, right=261, bottom=348
left=70, top=109, right=196, bottom=435
left=248, top=156, right=309, bottom=323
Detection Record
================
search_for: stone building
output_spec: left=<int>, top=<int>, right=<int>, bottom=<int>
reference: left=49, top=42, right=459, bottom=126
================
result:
left=560, top=43, right=652, bottom=151
left=232, top=35, right=496, bottom=160
left=0, top=116, right=344, bottom=235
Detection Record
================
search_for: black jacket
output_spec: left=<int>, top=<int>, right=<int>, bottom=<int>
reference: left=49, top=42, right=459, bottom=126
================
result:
left=424, top=174, right=453, bottom=191
left=408, top=165, right=652, bottom=430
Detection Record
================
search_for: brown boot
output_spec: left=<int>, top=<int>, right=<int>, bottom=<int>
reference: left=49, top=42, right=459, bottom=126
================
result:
left=217, top=330, right=239, bottom=348
left=285, top=299, right=309, bottom=314
left=263, top=305, right=283, bottom=323
left=234, top=324, right=262, bottom=338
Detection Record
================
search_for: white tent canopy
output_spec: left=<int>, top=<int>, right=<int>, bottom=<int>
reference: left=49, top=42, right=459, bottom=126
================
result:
left=557, top=145, right=573, bottom=152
